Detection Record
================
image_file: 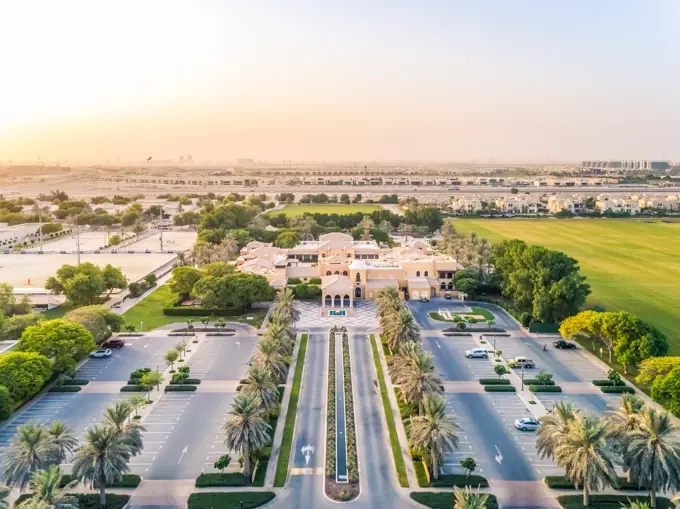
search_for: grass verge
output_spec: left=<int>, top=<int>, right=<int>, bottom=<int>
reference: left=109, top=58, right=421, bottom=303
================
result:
left=273, top=333, right=308, bottom=487
left=556, top=494, right=673, bottom=509
left=410, top=492, right=498, bottom=509
left=188, top=492, right=275, bottom=509
left=369, top=334, right=408, bottom=487
left=195, top=473, right=248, bottom=487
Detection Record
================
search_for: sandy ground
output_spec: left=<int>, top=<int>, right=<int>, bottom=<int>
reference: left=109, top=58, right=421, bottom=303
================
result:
left=0, top=253, right=176, bottom=287
left=124, top=230, right=197, bottom=251
left=26, top=231, right=129, bottom=252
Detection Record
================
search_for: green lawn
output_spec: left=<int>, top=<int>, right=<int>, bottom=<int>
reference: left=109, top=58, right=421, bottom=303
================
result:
left=188, top=492, right=275, bottom=509
left=274, top=203, right=382, bottom=217
left=122, top=285, right=268, bottom=331
left=453, top=218, right=680, bottom=353
left=274, top=333, right=308, bottom=487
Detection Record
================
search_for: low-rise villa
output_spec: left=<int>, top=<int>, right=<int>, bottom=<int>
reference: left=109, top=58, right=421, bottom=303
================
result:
left=236, top=232, right=462, bottom=314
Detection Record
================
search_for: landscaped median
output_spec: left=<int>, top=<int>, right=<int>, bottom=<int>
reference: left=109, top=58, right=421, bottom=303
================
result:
left=529, top=385, right=563, bottom=393
left=369, top=333, right=408, bottom=488
left=15, top=494, right=131, bottom=509
left=545, top=475, right=656, bottom=491
left=410, top=492, right=498, bottom=509
left=273, top=333, right=308, bottom=488
left=556, top=494, right=673, bottom=509
left=188, top=492, right=275, bottom=509
left=592, top=379, right=635, bottom=394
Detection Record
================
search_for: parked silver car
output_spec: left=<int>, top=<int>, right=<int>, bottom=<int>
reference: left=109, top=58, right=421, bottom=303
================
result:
left=515, top=417, right=540, bottom=431
left=464, top=348, right=489, bottom=359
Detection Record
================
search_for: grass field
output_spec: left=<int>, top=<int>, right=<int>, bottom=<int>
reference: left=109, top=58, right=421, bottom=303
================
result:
left=275, top=203, right=382, bottom=217
left=453, top=218, right=680, bottom=353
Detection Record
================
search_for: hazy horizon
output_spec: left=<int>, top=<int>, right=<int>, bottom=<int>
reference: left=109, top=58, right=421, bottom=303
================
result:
left=1, top=0, right=679, bottom=163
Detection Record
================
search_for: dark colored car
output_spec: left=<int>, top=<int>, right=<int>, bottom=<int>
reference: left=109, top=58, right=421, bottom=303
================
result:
left=102, top=338, right=126, bottom=349
left=444, top=292, right=452, bottom=300
left=553, top=340, right=576, bottom=349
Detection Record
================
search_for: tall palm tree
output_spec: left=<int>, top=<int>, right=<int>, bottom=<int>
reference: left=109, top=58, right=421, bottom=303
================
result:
left=241, top=367, right=281, bottom=416
left=16, top=466, right=78, bottom=509
left=377, top=287, right=401, bottom=331
left=223, top=394, right=272, bottom=480
left=554, top=414, right=617, bottom=507
left=625, top=408, right=680, bottom=508
left=385, top=307, right=420, bottom=351
left=3, top=422, right=57, bottom=492
left=46, top=422, right=78, bottom=465
left=453, top=486, right=488, bottom=509
left=397, top=351, right=442, bottom=415
left=409, top=394, right=460, bottom=480
left=71, top=425, right=131, bottom=507
left=252, top=339, right=288, bottom=384
left=263, top=322, right=295, bottom=357
left=270, top=288, right=300, bottom=326
left=389, top=341, right=422, bottom=380
left=536, top=401, right=579, bottom=461
left=0, top=483, right=9, bottom=509
left=608, top=394, right=645, bottom=481
left=101, top=401, right=146, bottom=456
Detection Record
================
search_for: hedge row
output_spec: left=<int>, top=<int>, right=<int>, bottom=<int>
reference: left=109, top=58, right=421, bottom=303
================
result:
left=601, top=386, right=635, bottom=394
left=169, top=378, right=201, bottom=385
left=165, top=385, right=197, bottom=392
left=479, top=379, right=511, bottom=385
left=523, top=379, right=555, bottom=386
left=556, top=494, right=673, bottom=509
left=325, top=330, right=337, bottom=478
left=163, top=307, right=247, bottom=317
left=529, top=385, right=563, bottom=393
left=484, top=385, right=516, bottom=392
left=592, top=380, right=618, bottom=386
left=59, top=474, right=141, bottom=489
left=195, top=472, right=248, bottom=487
left=62, top=379, right=90, bottom=386
left=120, top=385, right=146, bottom=392
left=341, top=331, right=359, bottom=485
left=49, top=386, right=81, bottom=393
left=428, top=473, right=489, bottom=488
left=187, top=492, right=275, bottom=509
left=545, top=475, right=651, bottom=491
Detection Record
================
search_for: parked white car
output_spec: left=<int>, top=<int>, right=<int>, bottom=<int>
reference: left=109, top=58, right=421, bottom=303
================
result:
left=512, top=356, right=536, bottom=368
left=464, top=348, right=489, bottom=359
left=515, top=417, right=540, bottom=431
left=89, top=349, right=112, bottom=358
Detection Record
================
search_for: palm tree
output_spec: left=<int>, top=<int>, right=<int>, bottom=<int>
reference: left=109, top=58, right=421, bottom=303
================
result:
left=385, top=307, right=420, bottom=351
left=102, top=401, right=146, bottom=456
left=241, top=367, right=281, bottom=416
left=3, top=422, right=57, bottom=492
left=263, top=322, right=295, bottom=356
left=0, top=483, right=9, bottom=509
left=252, top=339, right=288, bottom=384
left=396, top=350, right=442, bottom=415
left=270, top=288, right=300, bottom=326
left=16, top=466, right=78, bottom=509
left=453, top=486, right=488, bottom=509
left=554, top=414, right=617, bottom=507
left=217, top=233, right=239, bottom=261
left=377, top=287, right=401, bottom=331
left=409, top=394, right=460, bottom=480
left=46, top=422, right=78, bottom=465
left=536, top=401, right=579, bottom=461
left=223, top=394, right=272, bottom=480
left=625, top=408, right=680, bottom=508
left=622, top=502, right=651, bottom=509
left=389, top=341, right=422, bottom=380
left=608, top=394, right=645, bottom=481
left=71, top=425, right=131, bottom=507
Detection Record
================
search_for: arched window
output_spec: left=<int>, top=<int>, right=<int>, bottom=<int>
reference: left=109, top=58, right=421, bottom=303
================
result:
left=355, top=273, right=361, bottom=282
left=334, top=295, right=341, bottom=307
left=343, top=295, right=350, bottom=307
left=416, top=271, right=420, bottom=277
left=448, top=282, right=453, bottom=290
left=335, top=271, right=340, bottom=275
left=343, top=271, right=348, bottom=276
left=440, top=282, right=446, bottom=290
left=354, top=287, right=362, bottom=298
left=326, top=271, right=331, bottom=276
left=424, top=271, right=428, bottom=277
left=325, top=295, right=332, bottom=307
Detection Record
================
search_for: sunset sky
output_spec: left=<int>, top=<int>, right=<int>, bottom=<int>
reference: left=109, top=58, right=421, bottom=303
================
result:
left=1, top=0, right=678, bottom=163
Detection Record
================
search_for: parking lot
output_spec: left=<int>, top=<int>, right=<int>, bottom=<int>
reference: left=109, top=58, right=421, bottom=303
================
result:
left=187, top=335, right=258, bottom=381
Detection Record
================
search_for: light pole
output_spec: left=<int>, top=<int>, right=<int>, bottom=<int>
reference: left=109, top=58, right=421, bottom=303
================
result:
left=140, top=321, right=144, bottom=332
left=159, top=207, right=164, bottom=252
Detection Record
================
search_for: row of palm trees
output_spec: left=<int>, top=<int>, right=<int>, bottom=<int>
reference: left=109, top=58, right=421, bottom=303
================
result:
left=537, top=394, right=680, bottom=508
left=377, top=287, right=421, bottom=351
left=1, top=399, right=145, bottom=507
left=221, top=288, right=300, bottom=481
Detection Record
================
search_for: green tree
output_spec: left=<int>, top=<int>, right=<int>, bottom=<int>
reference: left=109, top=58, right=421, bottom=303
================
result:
left=608, top=369, right=623, bottom=386
left=71, top=425, right=131, bottom=507
left=102, top=264, right=128, bottom=294
left=0, top=283, right=32, bottom=316
left=270, top=287, right=300, bottom=326
left=637, top=357, right=680, bottom=386
left=274, top=231, right=300, bottom=248
left=460, top=457, right=477, bottom=478
left=46, top=422, right=78, bottom=465
left=0, top=352, right=52, bottom=403
left=535, top=371, right=554, bottom=385
left=175, top=342, right=187, bottom=361
left=251, top=339, right=287, bottom=384
left=120, top=210, right=140, bottom=226
left=139, top=372, right=164, bottom=402
left=223, top=394, right=272, bottom=480
left=395, top=349, right=442, bottom=415
left=168, top=266, right=202, bottom=299
left=127, top=394, right=147, bottom=418
left=536, top=401, right=579, bottom=461
left=385, top=307, right=420, bottom=352
left=19, top=319, right=96, bottom=374
left=214, top=454, right=231, bottom=475
left=65, top=306, right=111, bottom=344
left=16, top=465, right=78, bottom=509
left=0, top=313, right=41, bottom=341
left=241, top=367, right=281, bottom=416
left=555, top=414, right=617, bottom=506
left=108, top=234, right=121, bottom=246
left=376, top=287, right=401, bottom=333
left=164, top=349, right=179, bottom=371
left=494, top=364, right=509, bottom=379
left=200, top=262, right=235, bottom=278
left=2, top=422, right=57, bottom=492
left=102, top=401, right=145, bottom=457
left=45, top=262, right=107, bottom=306
left=409, top=394, right=460, bottom=480
left=454, top=276, right=478, bottom=296
left=0, top=386, right=11, bottom=421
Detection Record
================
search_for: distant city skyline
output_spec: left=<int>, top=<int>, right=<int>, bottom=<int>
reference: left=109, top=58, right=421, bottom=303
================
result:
left=1, top=0, right=679, bottom=163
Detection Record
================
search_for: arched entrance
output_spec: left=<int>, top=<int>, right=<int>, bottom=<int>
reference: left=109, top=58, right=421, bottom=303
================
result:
left=343, top=295, right=350, bottom=307
left=354, top=287, right=362, bottom=299
left=440, top=282, right=446, bottom=290
left=334, top=295, right=341, bottom=307
left=325, top=295, right=332, bottom=307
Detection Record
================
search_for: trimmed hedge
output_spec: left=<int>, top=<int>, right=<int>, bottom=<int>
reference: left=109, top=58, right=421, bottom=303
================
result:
left=120, top=385, right=146, bottom=392
left=484, top=385, right=516, bottom=392
left=16, top=494, right=132, bottom=509
left=165, top=385, right=197, bottom=392
left=556, top=495, right=673, bottom=509
left=429, top=474, right=489, bottom=488
left=188, top=492, right=275, bottom=509
left=601, top=386, right=635, bottom=394
left=163, top=307, right=246, bottom=317
left=59, top=474, right=141, bottom=489
left=195, top=472, right=248, bottom=487
left=592, top=380, right=617, bottom=386
left=545, top=476, right=651, bottom=492
left=49, top=386, right=81, bottom=393
left=479, top=379, right=511, bottom=385
left=524, top=379, right=555, bottom=386
left=410, top=492, right=498, bottom=509
left=169, top=378, right=201, bottom=385
left=62, top=379, right=90, bottom=386
left=530, top=385, right=563, bottom=393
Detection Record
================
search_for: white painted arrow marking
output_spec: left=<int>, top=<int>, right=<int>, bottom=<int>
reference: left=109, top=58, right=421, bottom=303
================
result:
left=435, top=340, right=441, bottom=349
left=236, top=341, right=241, bottom=348
left=177, top=445, right=188, bottom=464
left=494, top=445, right=503, bottom=464
left=301, top=444, right=315, bottom=465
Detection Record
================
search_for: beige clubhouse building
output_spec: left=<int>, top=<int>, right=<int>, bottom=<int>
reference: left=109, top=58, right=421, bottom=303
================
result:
left=236, top=232, right=462, bottom=312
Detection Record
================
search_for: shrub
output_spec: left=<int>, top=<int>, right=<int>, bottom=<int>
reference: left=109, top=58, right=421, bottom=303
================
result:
left=165, top=385, right=197, bottom=392
left=479, top=379, right=511, bottom=385
left=0, top=351, right=52, bottom=402
left=601, top=386, right=635, bottom=394
left=73, top=494, right=131, bottom=509
left=144, top=273, right=158, bottom=286
left=169, top=378, right=201, bottom=385
left=59, top=474, right=141, bottom=489
left=49, top=386, right=81, bottom=393
left=484, top=385, right=516, bottom=392
left=194, top=472, right=248, bottom=487
left=428, top=473, right=489, bottom=488
left=546, top=476, right=651, bottom=492
left=529, top=385, right=563, bottom=393
left=592, top=380, right=616, bottom=386
left=187, top=492, right=275, bottom=509
left=309, top=277, right=322, bottom=284
left=0, top=385, right=11, bottom=420
left=556, top=494, right=673, bottom=509
left=286, top=277, right=302, bottom=285
left=120, top=385, right=146, bottom=392
left=62, top=379, right=89, bottom=385
left=410, top=492, right=499, bottom=509
left=127, top=281, right=144, bottom=298
left=524, top=379, right=556, bottom=386
left=129, top=368, right=151, bottom=383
